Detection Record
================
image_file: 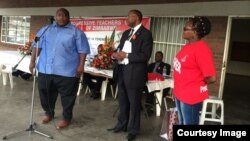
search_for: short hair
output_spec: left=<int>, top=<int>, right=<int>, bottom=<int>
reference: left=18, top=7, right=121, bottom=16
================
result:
left=98, top=44, right=103, bottom=48
left=129, top=9, right=143, bottom=22
left=155, top=51, right=163, bottom=57
left=56, top=8, right=70, bottom=19
left=191, top=16, right=211, bottom=38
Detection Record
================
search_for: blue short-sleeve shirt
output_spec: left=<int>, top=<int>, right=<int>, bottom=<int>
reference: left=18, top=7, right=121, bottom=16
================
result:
left=33, top=22, right=90, bottom=77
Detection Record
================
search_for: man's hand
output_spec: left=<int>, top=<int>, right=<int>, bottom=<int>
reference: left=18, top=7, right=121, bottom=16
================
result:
left=118, top=51, right=127, bottom=59
left=111, top=52, right=120, bottom=60
left=77, top=53, right=86, bottom=78
left=29, top=61, right=36, bottom=75
left=112, top=51, right=127, bottom=61
left=76, top=65, right=84, bottom=78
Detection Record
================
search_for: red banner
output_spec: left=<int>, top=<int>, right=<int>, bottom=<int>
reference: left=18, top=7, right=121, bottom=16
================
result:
left=71, top=17, right=150, bottom=58
left=71, top=17, right=150, bottom=32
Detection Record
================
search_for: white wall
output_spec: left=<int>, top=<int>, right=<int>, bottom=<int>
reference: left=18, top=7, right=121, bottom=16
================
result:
left=0, top=1, right=249, bottom=16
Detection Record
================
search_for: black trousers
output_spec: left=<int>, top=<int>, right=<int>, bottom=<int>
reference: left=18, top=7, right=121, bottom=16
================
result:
left=145, top=87, right=170, bottom=107
left=83, top=73, right=105, bottom=93
left=38, top=73, right=79, bottom=121
left=116, top=78, right=143, bottom=135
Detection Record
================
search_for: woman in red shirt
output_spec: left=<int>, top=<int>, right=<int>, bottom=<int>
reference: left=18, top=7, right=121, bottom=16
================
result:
left=173, top=17, right=216, bottom=125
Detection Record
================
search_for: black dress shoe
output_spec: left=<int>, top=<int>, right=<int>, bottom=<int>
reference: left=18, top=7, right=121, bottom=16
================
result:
left=12, top=70, right=20, bottom=77
left=20, top=73, right=31, bottom=80
left=127, top=133, right=136, bottom=141
left=107, top=127, right=126, bottom=133
left=107, top=127, right=115, bottom=131
left=92, top=94, right=100, bottom=99
left=146, top=108, right=154, bottom=117
left=92, top=92, right=100, bottom=99
left=113, top=127, right=127, bottom=133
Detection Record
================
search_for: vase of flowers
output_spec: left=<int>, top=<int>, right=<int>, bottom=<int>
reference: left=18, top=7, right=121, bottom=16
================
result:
left=18, top=33, right=35, bottom=55
left=91, top=28, right=116, bottom=70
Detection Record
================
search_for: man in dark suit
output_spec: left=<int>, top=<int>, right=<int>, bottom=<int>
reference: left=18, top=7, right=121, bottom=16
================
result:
left=109, top=9, right=153, bottom=141
left=145, top=51, right=171, bottom=115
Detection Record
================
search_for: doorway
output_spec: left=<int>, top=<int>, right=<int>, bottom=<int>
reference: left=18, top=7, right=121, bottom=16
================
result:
left=223, top=17, right=250, bottom=124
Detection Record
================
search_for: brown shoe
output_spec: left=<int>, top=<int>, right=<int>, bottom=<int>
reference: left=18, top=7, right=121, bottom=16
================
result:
left=42, top=115, right=53, bottom=124
left=57, top=119, right=70, bottom=129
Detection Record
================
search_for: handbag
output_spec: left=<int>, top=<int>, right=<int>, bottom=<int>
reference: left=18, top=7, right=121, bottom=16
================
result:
left=160, top=107, right=178, bottom=141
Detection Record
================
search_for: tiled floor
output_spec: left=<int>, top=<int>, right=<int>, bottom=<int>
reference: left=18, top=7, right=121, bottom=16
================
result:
left=0, top=77, right=167, bottom=141
left=0, top=73, right=249, bottom=141
left=223, top=74, right=250, bottom=125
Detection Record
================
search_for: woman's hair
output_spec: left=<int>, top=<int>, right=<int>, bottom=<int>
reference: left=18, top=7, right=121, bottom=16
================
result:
left=191, top=16, right=211, bottom=38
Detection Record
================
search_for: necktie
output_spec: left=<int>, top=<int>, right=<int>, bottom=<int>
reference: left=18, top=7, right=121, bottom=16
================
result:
left=153, top=63, right=160, bottom=73
left=128, top=28, right=134, bottom=39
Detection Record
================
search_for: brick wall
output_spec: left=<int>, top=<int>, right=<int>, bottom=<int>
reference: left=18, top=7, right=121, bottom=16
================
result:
left=0, top=15, right=227, bottom=97
left=30, top=16, right=52, bottom=36
left=204, top=16, right=228, bottom=97
left=0, top=15, right=21, bottom=50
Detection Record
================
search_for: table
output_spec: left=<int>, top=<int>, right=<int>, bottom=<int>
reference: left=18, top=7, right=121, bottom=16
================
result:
left=0, top=51, right=31, bottom=73
left=146, top=78, right=174, bottom=116
left=0, top=51, right=114, bottom=101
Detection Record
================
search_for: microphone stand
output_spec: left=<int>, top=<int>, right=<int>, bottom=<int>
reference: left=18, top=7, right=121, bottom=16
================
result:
left=12, top=22, right=52, bottom=71
left=3, top=23, right=53, bottom=140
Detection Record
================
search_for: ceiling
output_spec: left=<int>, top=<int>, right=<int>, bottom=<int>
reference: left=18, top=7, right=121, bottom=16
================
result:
left=0, top=0, right=247, bottom=8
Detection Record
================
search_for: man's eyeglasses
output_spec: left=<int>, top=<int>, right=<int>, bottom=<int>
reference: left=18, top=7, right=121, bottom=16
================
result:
left=183, top=27, right=195, bottom=31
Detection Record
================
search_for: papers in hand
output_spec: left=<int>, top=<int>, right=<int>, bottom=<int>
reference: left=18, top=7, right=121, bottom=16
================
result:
left=122, top=41, right=132, bottom=53
left=84, top=66, right=113, bottom=78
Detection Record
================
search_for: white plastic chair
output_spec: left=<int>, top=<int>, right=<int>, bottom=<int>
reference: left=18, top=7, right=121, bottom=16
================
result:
left=0, top=64, right=14, bottom=88
left=77, top=77, right=115, bottom=99
left=114, top=85, right=118, bottom=99
left=76, top=76, right=93, bottom=96
left=199, top=96, right=224, bottom=125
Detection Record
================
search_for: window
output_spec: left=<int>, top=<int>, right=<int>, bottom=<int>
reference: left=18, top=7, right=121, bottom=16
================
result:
left=150, top=17, right=192, bottom=65
left=1, top=16, right=30, bottom=45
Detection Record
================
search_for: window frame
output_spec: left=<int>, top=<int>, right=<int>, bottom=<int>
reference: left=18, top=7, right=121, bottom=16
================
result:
left=150, top=16, right=192, bottom=65
left=1, top=16, right=31, bottom=45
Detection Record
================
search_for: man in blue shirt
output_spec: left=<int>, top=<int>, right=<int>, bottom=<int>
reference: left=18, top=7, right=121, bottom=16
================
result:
left=29, top=8, right=90, bottom=129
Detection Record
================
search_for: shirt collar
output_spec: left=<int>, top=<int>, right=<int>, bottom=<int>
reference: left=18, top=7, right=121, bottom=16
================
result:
left=131, top=23, right=142, bottom=34
left=53, top=22, right=71, bottom=28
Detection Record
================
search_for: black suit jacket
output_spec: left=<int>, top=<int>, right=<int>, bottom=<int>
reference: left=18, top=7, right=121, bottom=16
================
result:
left=114, top=26, right=153, bottom=88
left=148, top=62, right=171, bottom=75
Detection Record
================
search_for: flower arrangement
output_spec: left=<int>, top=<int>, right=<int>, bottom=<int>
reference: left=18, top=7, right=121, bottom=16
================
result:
left=18, top=33, right=35, bottom=55
left=91, top=28, right=116, bottom=70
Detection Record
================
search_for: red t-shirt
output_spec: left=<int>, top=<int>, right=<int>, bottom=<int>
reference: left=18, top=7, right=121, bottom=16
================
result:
left=173, top=40, right=216, bottom=104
